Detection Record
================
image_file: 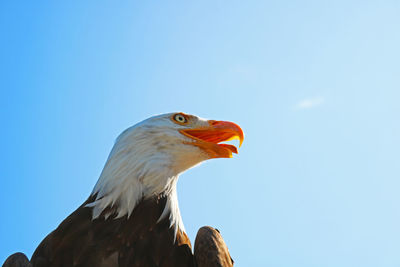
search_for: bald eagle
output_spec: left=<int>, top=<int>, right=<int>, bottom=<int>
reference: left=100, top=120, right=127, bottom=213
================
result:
left=4, top=112, right=243, bottom=267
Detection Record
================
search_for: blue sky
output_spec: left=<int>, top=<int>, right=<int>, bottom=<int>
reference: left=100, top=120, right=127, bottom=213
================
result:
left=1, top=1, right=400, bottom=266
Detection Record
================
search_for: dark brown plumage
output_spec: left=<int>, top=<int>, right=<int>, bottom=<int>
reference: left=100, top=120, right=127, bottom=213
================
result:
left=4, top=198, right=234, bottom=267
left=3, top=253, right=32, bottom=267
left=194, top=226, right=234, bottom=267
left=30, top=195, right=194, bottom=267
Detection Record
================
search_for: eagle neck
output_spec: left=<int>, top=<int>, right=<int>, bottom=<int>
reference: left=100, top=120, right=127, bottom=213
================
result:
left=86, top=163, right=185, bottom=239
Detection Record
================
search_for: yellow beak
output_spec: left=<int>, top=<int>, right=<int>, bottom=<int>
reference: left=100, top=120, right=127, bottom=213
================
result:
left=180, top=120, right=244, bottom=158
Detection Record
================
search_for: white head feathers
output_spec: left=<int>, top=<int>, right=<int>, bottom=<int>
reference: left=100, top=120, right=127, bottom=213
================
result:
left=86, top=113, right=211, bottom=236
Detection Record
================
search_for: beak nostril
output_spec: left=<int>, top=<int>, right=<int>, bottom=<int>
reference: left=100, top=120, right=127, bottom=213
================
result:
left=208, top=120, right=218, bottom=125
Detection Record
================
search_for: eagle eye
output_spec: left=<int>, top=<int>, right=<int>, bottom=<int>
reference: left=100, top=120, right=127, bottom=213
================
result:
left=172, top=113, right=188, bottom=124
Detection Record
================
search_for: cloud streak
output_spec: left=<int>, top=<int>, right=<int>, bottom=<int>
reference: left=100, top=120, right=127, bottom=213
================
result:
left=295, top=96, right=325, bottom=109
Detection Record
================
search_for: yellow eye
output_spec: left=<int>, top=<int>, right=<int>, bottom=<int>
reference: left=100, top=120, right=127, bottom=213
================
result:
left=173, top=113, right=188, bottom=124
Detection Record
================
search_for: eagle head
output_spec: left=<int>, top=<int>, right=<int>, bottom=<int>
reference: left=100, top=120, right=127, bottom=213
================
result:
left=88, top=112, right=244, bottom=235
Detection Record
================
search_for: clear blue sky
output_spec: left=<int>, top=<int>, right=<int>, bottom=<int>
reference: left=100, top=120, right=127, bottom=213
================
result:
left=1, top=1, right=400, bottom=266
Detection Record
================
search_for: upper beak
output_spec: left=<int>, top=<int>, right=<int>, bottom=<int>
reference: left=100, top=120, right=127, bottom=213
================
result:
left=180, top=120, right=244, bottom=158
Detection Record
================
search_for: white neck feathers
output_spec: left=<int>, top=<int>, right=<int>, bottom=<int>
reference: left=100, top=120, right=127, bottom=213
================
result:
left=86, top=124, right=187, bottom=236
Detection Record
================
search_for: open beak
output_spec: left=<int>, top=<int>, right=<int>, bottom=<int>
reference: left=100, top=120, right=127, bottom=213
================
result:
left=180, top=120, right=244, bottom=158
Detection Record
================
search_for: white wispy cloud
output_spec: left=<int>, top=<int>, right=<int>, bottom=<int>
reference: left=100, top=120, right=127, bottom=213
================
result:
left=295, top=96, right=325, bottom=109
